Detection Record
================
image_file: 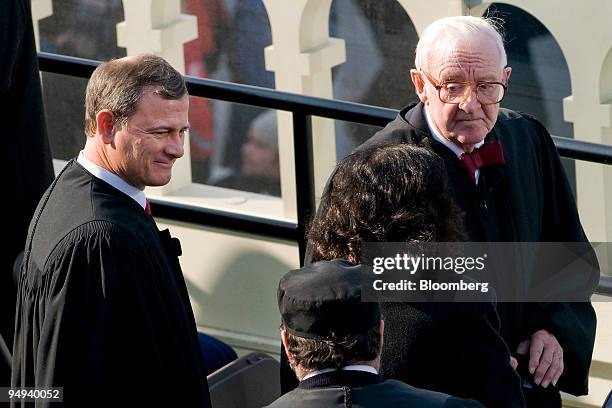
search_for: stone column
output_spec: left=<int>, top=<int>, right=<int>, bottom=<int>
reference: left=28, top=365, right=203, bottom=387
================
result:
left=263, top=0, right=346, bottom=219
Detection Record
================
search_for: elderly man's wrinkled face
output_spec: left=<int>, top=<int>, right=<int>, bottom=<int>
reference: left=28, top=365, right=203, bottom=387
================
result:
left=411, top=37, right=511, bottom=152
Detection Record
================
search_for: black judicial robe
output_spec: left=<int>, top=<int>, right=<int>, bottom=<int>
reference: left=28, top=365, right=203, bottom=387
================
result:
left=1, top=0, right=55, bottom=385
left=11, top=161, right=211, bottom=407
left=359, top=102, right=599, bottom=397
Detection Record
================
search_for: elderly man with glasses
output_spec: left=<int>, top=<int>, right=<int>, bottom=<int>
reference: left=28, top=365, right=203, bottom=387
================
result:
left=358, top=16, right=598, bottom=408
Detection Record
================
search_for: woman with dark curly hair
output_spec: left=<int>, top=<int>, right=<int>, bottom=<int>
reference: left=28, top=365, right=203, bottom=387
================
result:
left=281, top=143, right=525, bottom=408
left=308, top=143, right=464, bottom=262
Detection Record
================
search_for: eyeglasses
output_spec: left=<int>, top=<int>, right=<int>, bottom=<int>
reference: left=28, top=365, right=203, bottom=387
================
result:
left=420, top=70, right=507, bottom=105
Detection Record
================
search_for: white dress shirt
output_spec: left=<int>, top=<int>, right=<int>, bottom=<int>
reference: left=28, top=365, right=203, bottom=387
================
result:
left=301, top=364, right=378, bottom=381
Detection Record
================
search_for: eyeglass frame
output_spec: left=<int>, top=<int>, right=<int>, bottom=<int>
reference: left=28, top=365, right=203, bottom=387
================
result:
left=419, top=69, right=508, bottom=105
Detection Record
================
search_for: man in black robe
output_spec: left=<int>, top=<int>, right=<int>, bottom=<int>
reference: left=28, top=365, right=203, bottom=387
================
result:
left=358, top=16, right=598, bottom=407
left=11, top=55, right=211, bottom=406
left=1, top=0, right=55, bottom=386
left=269, top=259, right=484, bottom=408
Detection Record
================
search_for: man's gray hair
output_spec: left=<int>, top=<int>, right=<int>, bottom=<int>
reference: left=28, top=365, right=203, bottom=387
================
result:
left=415, top=16, right=507, bottom=74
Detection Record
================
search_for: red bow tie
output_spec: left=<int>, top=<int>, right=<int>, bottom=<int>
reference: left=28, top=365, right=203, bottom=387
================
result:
left=460, top=141, right=506, bottom=182
left=145, top=199, right=152, bottom=217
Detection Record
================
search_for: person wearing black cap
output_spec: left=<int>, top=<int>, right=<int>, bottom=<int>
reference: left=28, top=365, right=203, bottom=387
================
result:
left=267, top=259, right=484, bottom=408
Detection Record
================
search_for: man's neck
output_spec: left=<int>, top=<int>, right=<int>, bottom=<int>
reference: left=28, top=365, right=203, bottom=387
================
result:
left=422, top=106, right=484, bottom=155
left=83, top=141, right=109, bottom=170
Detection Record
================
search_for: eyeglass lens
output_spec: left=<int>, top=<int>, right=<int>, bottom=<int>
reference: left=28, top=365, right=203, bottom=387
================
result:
left=440, top=83, right=505, bottom=104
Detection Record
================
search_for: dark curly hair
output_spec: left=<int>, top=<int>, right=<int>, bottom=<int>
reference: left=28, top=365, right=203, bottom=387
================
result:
left=283, top=324, right=381, bottom=371
left=308, top=143, right=465, bottom=264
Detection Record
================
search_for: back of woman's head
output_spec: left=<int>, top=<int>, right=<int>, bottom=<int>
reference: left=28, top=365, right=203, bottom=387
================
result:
left=308, top=143, right=464, bottom=264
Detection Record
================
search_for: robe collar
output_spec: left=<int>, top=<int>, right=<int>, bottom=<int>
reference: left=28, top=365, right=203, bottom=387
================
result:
left=399, top=102, right=505, bottom=190
left=298, top=368, right=384, bottom=390
left=77, top=151, right=147, bottom=211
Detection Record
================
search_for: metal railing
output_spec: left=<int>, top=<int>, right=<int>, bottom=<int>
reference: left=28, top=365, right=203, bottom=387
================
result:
left=38, top=52, right=612, bottom=295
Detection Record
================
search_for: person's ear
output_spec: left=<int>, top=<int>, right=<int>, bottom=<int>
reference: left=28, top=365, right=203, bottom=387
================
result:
left=410, top=69, right=428, bottom=103
left=503, top=66, right=512, bottom=84
left=280, top=328, right=293, bottom=362
left=95, top=110, right=116, bottom=145
left=379, top=319, right=385, bottom=349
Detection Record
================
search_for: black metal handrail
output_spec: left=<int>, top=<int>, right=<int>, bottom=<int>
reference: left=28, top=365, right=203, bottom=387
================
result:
left=38, top=52, right=612, bottom=164
left=38, top=52, right=612, bottom=293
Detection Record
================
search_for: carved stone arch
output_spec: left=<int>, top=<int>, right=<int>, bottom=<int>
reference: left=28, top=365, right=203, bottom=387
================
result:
left=299, top=0, right=334, bottom=51
left=326, top=0, right=418, bottom=108
left=467, top=1, right=595, bottom=107
left=394, top=0, right=463, bottom=35
left=261, top=0, right=336, bottom=52
left=469, top=2, right=573, bottom=83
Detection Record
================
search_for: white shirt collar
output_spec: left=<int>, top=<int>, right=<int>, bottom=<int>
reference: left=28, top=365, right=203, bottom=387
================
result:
left=422, top=107, right=484, bottom=184
left=301, top=365, right=378, bottom=381
left=77, top=151, right=147, bottom=210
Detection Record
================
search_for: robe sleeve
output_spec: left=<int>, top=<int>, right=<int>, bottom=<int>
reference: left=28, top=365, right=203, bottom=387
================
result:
left=523, top=115, right=599, bottom=396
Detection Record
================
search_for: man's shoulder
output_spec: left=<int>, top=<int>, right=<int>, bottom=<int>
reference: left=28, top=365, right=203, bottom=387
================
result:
left=28, top=162, right=153, bottom=274
left=265, top=379, right=484, bottom=408
left=31, top=219, right=139, bottom=274
left=357, top=103, right=426, bottom=152
left=495, top=108, right=550, bottom=141
left=264, top=388, right=320, bottom=408
left=33, top=161, right=150, bottom=246
left=496, top=107, right=545, bottom=128
left=492, top=108, right=557, bottom=163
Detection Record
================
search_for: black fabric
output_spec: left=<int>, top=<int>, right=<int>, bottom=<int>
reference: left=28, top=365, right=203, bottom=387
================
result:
left=11, top=161, right=211, bottom=407
left=0, top=0, right=55, bottom=386
left=268, top=370, right=484, bottom=408
left=359, top=102, right=598, bottom=404
left=278, top=260, right=381, bottom=339
left=378, top=300, right=524, bottom=408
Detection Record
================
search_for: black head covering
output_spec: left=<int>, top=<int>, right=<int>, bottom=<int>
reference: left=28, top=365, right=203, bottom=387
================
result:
left=278, top=259, right=381, bottom=339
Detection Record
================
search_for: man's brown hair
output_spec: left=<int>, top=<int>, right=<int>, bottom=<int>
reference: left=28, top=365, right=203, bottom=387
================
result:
left=84, top=54, right=187, bottom=137
left=283, top=325, right=381, bottom=371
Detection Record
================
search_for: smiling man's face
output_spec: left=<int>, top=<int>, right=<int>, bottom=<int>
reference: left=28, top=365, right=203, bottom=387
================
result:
left=108, top=87, right=190, bottom=190
left=412, top=36, right=511, bottom=152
